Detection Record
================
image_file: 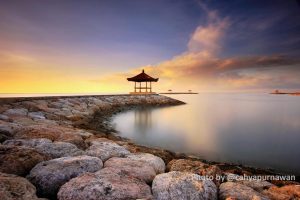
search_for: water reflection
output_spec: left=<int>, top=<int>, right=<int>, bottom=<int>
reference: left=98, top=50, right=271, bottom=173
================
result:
left=112, top=93, right=300, bottom=175
left=134, top=108, right=152, bottom=134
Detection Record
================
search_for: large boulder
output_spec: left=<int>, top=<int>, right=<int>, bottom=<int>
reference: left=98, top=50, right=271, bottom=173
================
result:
left=35, top=140, right=84, bottom=158
left=3, top=139, right=84, bottom=158
left=167, top=159, right=222, bottom=185
left=104, top=157, right=157, bottom=183
left=152, top=171, right=217, bottom=200
left=0, top=145, right=49, bottom=176
left=262, top=185, right=300, bottom=200
left=86, top=139, right=130, bottom=161
left=219, top=182, right=270, bottom=200
left=0, top=172, right=42, bottom=200
left=13, top=125, right=86, bottom=149
left=57, top=167, right=152, bottom=200
left=125, top=153, right=165, bottom=174
left=27, top=155, right=103, bottom=198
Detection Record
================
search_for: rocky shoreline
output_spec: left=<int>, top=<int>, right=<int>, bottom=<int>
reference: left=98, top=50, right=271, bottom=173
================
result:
left=0, top=94, right=299, bottom=200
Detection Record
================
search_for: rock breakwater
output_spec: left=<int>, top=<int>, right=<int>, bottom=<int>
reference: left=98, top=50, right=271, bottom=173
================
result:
left=0, top=94, right=299, bottom=200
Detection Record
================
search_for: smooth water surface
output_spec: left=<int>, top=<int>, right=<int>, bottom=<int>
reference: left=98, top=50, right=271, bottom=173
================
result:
left=112, top=93, right=300, bottom=175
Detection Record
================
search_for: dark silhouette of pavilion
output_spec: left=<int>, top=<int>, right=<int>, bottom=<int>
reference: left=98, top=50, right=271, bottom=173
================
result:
left=127, top=69, right=158, bottom=94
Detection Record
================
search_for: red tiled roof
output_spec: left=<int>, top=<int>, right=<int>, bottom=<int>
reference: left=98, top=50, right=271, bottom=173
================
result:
left=127, top=70, right=159, bottom=82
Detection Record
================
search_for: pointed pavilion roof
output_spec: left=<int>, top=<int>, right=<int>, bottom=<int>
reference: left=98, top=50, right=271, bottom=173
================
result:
left=127, top=70, right=159, bottom=82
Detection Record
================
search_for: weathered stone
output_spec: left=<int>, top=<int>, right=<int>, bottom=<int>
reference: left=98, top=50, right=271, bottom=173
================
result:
left=125, top=153, right=165, bottom=174
left=0, top=125, right=14, bottom=143
left=219, top=182, right=270, bottom=200
left=72, top=129, right=93, bottom=139
left=269, top=179, right=300, bottom=187
left=233, top=178, right=274, bottom=192
left=56, top=132, right=86, bottom=149
left=13, top=126, right=58, bottom=141
left=0, top=114, right=9, bottom=121
left=86, top=140, right=130, bottom=161
left=104, top=157, right=157, bottom=183
left=28, top=112, right=46, bottom=120
left=0, top=145, right=49, bottom=176
left=27, top=155, right=103, bottom=198
left=3, top=138, right=52, bottom=147
left=0, top=172, right=41, bottom=200
left=22, top=100, right=49, bottom=112
left=36, top=141, right=85, bottom=158
left=262, top=185, right=300, bottom=200
left=58, top=167, right=152, bottom=200
left=3, top=138, right=84, bottom=158
left=11, top=117, right=36, bottom=126
left=168, top=159, right=222, bottom=185
left=3, top=108, right=28, bottom=117
left=13, top=125, right=86, bottom=149
left=152, top=171, right=217, bottom=200
left=85, top=137, right=112, bottom=145
left=122, top=142, right=176, bottom=164
left=225, top=173, right=275, bottom=192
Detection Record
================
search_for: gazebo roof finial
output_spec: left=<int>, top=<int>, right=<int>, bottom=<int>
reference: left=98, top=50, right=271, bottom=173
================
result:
left=142, top=69, right=144, bottom=73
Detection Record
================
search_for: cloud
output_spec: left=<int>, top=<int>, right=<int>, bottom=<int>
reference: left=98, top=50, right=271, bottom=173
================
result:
left=97, top=3, right=300, bottom=92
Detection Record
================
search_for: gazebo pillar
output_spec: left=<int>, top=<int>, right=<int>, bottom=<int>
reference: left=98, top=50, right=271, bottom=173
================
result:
left=134, top=82, right=136, bottom=92
left=139, top=82, right=141, bottom=92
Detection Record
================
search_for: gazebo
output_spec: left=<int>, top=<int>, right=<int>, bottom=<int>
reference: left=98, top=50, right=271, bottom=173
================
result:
left=127, top=69, right=158, bottom=94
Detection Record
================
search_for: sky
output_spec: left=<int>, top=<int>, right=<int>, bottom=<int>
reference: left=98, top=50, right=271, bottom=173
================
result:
left=0, top=0, right=300, bottom=93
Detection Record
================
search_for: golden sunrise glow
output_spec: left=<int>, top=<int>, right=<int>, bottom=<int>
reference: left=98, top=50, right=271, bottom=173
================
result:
left=0, top=1, right=299, bottom=94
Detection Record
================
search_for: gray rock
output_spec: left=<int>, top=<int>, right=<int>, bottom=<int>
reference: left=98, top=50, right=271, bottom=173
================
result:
left=35, top=141, right=84, bottom=158
left=3, top=108, right=28, bottom=116
left=27, top=155, right=103, bottom=198
left=3, top=138, right=84, bottom=158
left=125, top=153, right=165, bottom=174
left=0, top=172, right=42, bottom=200
left=28, top=112, right=46, bottom=119
left=3, top=138, right=52, bottom=147
left=0, top=114, right=9, bottom=121
left=86, top=140, right=130, bottom=161
left=219, top=182, right=270, bottom=200
left=58, top=167, right=152, bottom=200
left=152, top=171, right=217, bottom=200
left=104, top=157, right=157, bottom=183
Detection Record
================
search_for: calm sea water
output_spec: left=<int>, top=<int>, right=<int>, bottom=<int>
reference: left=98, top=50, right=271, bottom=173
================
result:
left=112, top=93, right=300, bottom=175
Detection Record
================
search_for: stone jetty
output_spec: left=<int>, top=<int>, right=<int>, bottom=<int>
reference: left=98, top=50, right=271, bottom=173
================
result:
left=0, top=94, right=299, bottom=200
